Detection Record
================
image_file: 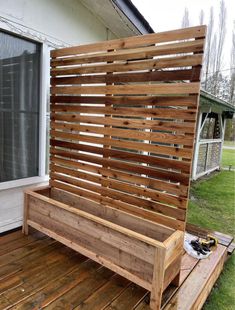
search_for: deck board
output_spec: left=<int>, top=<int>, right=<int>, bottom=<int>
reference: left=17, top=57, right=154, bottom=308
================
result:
left=0, top=227, right=233, bottom=310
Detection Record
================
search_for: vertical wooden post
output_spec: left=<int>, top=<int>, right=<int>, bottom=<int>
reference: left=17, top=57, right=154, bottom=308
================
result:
left=101, top=49, right=113, bottom=190
left=150, top=247, right=166, bottom=310
left=171, top=259, right=182, bottom=287
left=22, top=192, right=29, bottom=235
left=219, top=114, right=226, bottom=167
left=192, top=110, right=202, bottom=180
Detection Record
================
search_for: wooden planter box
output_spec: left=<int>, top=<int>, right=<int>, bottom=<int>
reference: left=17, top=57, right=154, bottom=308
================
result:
left=24, top=186, right=184, bottom=309
left=23, top=26, right=205, bottom=309
left=24, top=187, right=184, bottom=309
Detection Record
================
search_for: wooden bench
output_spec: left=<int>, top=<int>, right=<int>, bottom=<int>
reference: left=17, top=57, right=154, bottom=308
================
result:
left=23, top=25, right=206, bottom=309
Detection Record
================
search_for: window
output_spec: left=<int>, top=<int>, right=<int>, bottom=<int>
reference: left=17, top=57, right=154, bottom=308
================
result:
left=0, top=31, right=41, bottom=182
left=200, top=112, right=221, bottom=140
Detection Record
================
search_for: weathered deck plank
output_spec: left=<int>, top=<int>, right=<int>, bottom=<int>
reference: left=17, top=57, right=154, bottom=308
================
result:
left=0, top=227, right=233, bottom=310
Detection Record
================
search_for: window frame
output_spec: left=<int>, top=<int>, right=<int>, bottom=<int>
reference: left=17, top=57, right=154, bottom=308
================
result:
left=199, top=112, right=222, bottom=140
left=0, top=30, right=49, bottom=191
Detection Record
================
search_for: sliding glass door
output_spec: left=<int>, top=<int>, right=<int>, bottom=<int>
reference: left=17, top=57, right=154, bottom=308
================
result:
left=0, top=31, right=41, bottom=183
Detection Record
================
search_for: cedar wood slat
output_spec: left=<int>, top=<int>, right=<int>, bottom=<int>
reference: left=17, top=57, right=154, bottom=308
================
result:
left=50, top=82, right=200, bottom=95
left=51, top=152, right=187, bottom=197
left=50, top=139, right=191, bottom=175
left=50, top=141, right=190, bottom=186
left=50, top=25, right=206, bottom=57
left=50, top=180, right=185, bottom=230
left=50, top=105, right=197, bottom=119
left=51, top=70, right=197, bottom=85
left=51, top=122, right=194, bottom=146
left=50, top=129, right=193, bottom=159
left=50, top=187, right=174, bottom=239
left=50, top=95, right=198, bottom=106
left=50, top=39, right=204, bottom=66
left=51, top=55, right=203, bottom=76
left=50, top=164, right=187, bottom=212
left=49, top=25, right=205, bottom=230
left=51, top=113, right=196, bottom=133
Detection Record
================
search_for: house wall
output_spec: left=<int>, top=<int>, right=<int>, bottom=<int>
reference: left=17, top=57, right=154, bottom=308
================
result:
left=0, top=0, right=117, bottom=45
left=0, top=0, right=117, bottom=233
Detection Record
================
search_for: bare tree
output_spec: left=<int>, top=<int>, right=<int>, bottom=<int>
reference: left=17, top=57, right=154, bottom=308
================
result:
left=204, top=7, right=214, bottom=90
left=214, top=0, right=227, bottom=95
left=181, top=8, right=190, bottom=28
left=199, top=9, right=204, bottom=25
left=230, top=21, right=235, bottom=104
left=211, top=34, right=218, bottom=75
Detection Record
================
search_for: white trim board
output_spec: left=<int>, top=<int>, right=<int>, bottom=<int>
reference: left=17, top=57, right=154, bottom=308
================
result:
left=0, top=176, right=49, bottom=191
left=0, top=217, right=22, bottom=234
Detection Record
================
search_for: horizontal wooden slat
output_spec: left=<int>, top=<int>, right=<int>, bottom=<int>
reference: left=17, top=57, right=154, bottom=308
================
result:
left=28, top=190, right=166, bottom=249
left=50, top=173, right=185, bottom=223
left=50, top=150, right=188, bottom=197
left=50, top=180, right=185, bottom=231
left=50, top=162, right=187, bottom=211
left=51, top=39, right=204, bottom=66
left=50, top=129, right=192, bottom=159
left=51, top=187, right=174, bottom=239
left=51, top=104, right=196, bottom=120
left=51, top=83, right=200, bottom=96
left=51, top=136, right=190, bottom=173
left=49, top=26, right=204, bottom=229
left=51, top=54, right=203, bottom=76
left=28, top=197, right=156, bottom=264
left=50, top=140, right=191, bottom=182
left=51, top=113, right=195, bottom=133
left=50, top=95, right=198, bottom=107
left=51, top=122, right=194, bottom=146
left=50, top=70, right=199, bottom=86
left=51, top=25, right=206, bottom=57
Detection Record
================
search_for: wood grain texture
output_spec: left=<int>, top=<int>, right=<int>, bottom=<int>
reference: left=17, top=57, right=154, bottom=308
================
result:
left=51, top=25, right=206, bottom=57
left=49, top=26, right=205, bottom=231
left=51, top=39, right=204, bottom=66
left=51, top=55, right=203, bottom=76
left=24, top=26, right=206, bottom=310
left=49, top=24, right=205, bottom=229
left=0, top=226, right=230, bottom=310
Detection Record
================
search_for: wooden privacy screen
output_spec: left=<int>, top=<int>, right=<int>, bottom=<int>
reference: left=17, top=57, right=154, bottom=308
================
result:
left=50, top=25, right=206, bottom=231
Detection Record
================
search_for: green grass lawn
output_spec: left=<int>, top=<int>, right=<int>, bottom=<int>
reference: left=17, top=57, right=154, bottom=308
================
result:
left=188, top=171, right=235, bottom=310
left=222, top=148, right=235, bottom=167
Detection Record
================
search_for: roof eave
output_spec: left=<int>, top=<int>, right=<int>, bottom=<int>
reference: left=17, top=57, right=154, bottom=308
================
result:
left=200, top=89, right=235, bottom=113
left=111, top=0, right=154, bottom=34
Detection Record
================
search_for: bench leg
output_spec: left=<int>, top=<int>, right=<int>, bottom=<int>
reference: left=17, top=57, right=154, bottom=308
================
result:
left=171, top=256, right=182, bottom=287
left=22, top=193, right=29, bottom=235
left=150, top=247, right=166, bottom=310
left=172, top=270, right=181, bottom=287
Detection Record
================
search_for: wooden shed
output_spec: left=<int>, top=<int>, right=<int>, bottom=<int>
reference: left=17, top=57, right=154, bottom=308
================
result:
left=192, top=90, right=235, bottom=180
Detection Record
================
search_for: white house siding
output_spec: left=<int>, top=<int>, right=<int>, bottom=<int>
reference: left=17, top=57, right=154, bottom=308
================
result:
left=0, top=0, right=117, bottom=232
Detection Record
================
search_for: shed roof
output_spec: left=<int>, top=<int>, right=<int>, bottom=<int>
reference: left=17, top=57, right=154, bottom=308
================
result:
left=200, top=90, right=235, bottom=115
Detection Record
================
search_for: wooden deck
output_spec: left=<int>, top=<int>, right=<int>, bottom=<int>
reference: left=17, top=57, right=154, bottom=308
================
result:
left=0, top=225, right=234, bottom=310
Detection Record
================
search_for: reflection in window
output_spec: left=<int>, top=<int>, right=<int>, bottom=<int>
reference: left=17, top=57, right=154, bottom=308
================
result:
left=200, top=113, right=221, bottom=140
left=0, top=31, right=41, bottom=182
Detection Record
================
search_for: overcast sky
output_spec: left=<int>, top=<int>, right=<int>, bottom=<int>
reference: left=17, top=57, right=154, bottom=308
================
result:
left=132, top=0, right=235, bottom=74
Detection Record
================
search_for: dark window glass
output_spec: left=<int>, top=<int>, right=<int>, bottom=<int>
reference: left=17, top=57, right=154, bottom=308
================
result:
left=200, top=113, right=221, bottom=140
left=0, top=31, right=40, bottom=182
